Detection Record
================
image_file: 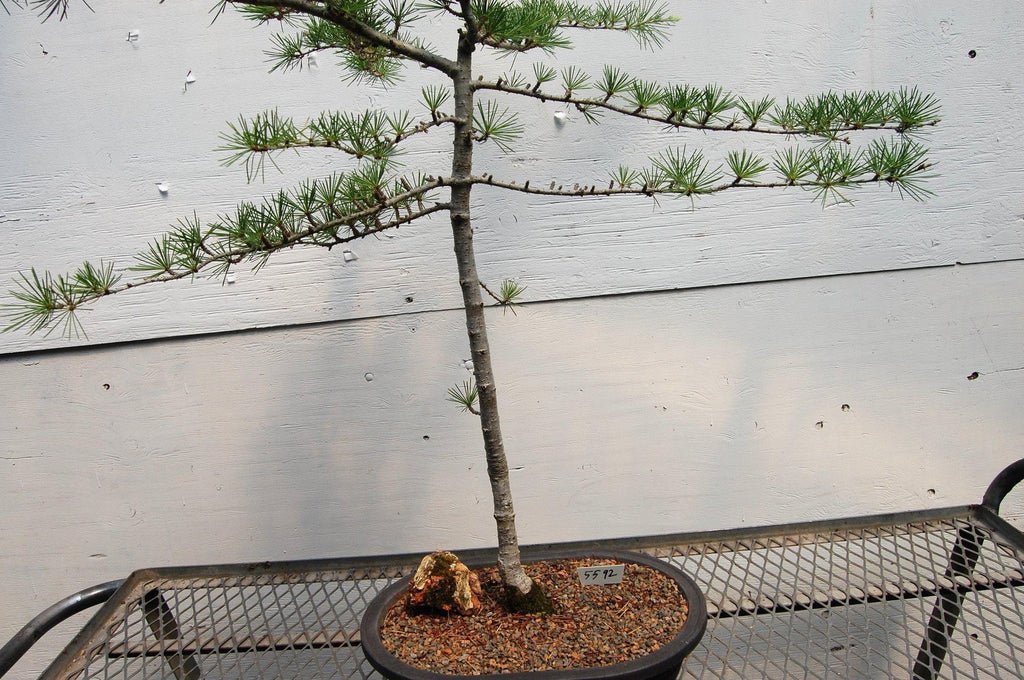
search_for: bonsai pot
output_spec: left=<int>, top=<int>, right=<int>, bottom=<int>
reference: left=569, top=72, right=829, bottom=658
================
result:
left=360, top=549, right=707, bottom=680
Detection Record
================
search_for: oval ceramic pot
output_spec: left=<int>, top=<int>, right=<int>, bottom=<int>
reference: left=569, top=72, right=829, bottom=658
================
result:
left=360, top=549, right=707, bottom=680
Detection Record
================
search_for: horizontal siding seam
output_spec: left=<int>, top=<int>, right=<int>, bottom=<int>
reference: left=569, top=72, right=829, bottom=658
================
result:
left=1, top=257, right=1020, bottom=362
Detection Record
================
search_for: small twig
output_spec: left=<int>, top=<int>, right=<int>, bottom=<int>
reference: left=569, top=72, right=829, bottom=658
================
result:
left=479, top=280, right=503, bottom=304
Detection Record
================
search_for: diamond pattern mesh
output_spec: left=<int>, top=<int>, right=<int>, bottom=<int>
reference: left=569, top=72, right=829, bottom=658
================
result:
left=45, top=512, right=1024, bottom=680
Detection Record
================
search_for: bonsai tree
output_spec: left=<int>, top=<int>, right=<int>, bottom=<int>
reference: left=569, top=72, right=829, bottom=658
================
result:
left=3, top=0, right=938, bottom=612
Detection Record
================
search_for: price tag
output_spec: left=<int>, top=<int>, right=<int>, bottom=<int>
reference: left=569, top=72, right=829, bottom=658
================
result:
left=577, top=564, right=625, bottom=585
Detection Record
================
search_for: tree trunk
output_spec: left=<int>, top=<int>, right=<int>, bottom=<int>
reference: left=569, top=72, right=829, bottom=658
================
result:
left=448, top=28, right=549, bottom=612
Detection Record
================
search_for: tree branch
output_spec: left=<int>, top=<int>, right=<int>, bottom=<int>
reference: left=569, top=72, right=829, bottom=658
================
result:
left=300, top=201, right=450, bottom=248
left=221, top=109, right=462, bottom=180
left=224, top=0, right=458, bottom=76
left=468, top=170, right=933, bottom=201
left=479, top=280, right=502, bottom=303
left=399, top=114, right=462, bottom=141
left=4, top=180, right=450, bottom=335
left=474, top=80, right=939, bottom=138
left=118, top=201, right=448, bottom=292
left=458, top=0, right=480, bottom=43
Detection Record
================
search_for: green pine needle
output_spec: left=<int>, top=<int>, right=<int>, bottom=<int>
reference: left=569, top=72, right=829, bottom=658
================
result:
left=611, top=165, right=641, bottom=188
left=561, top=65, right=590, bottom=95
left=625, top=79, right=664, bottom=111
left=71, top=260, right=121, bottom=297
left=661, top=84, right=701, bottom=122
left=446, top=379, right=479, bottom=413
left=594, top=65, right=634, bottom=101
left=532, top=63, right=557, bottom=87
left=500, top=70, right=530, bottom=89
left=650, top=147, right=722, bottom=194
left=737, top=95, right=775, bottom=128
left=866, top=137, right=935, bottom=200
left=696, top=84, right=737, bottom=125
left=3, top=268, right=86, bottom=338
left=726, top=150, right=769, bottom=183
left=773, top=147, right=813, bottom=184
left=473, top=100, right=524, bottom=152
left=498, top=279, right=526, bottom=304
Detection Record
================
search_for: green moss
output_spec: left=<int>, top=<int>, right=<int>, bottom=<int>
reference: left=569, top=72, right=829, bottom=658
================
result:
left=504, top=581, right=554, bottom=615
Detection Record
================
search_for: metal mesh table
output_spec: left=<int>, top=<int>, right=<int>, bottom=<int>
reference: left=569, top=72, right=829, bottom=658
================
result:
left=34, top=503, right=1024, bottom=680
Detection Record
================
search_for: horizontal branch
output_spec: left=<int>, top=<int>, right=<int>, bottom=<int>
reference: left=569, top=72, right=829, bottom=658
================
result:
left=468, top=167, right=933, bottom=202
left=224, top=0, right=458, bottom=76
left=124, top=201, right=448, bottom=289
left=470, top=173, right=856, bottom=195
left=298, top=201, right=449, bottom=248
left=4, top=177, right=451, bottom=337
left=220, top=109, right=461, bottom=180
left=475, top=79, right=939, bottom=138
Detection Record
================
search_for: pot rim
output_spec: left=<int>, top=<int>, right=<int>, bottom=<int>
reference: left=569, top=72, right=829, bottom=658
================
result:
left=359, top=548, right=707, bottom=680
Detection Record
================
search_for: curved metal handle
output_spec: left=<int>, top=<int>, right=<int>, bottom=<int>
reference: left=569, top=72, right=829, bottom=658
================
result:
left=0, top=580, right=122, bottom=678
left=982, top=458, right=1024, bottom=512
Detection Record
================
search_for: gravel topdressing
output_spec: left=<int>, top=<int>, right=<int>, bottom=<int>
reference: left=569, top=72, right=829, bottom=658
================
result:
left=379, top=557, right=690, bottom=675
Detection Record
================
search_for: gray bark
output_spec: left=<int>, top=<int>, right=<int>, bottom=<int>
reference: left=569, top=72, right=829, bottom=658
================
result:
left=448, top=25, right=534, bottom=596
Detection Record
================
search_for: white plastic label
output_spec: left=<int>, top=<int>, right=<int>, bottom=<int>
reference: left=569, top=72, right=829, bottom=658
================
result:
left=577, top=564, right=624, bottom=585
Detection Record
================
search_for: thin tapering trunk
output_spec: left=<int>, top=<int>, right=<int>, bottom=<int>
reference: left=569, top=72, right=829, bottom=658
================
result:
left=448, top=28, right=534, bottom=598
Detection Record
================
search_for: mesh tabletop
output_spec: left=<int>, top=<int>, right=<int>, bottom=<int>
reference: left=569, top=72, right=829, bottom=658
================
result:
left=43, top=506, right=1024, bottom=680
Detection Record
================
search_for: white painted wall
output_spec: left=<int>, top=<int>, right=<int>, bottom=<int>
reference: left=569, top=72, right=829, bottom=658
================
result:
left=1, top=2, right=1023, bottom=678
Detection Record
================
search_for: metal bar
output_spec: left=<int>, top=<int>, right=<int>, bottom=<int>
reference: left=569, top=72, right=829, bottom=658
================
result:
left=911, top=525, right=984, bottom=680
left=112, top=505, right=979, bottom=585
left=142, top=589, right=203, bottom=680
left=912, top=458, right=1024, bottom=680
left=0, top=580, right=122, bottom=679
left=975, top=507, right=1024, bottom=554
left=39, top=575, right=148, bottom=680
left=108, top=629, right=361, bottom=658
left=982, top=457, right=1024, bottom=511
left=713, top=566, right=1024, bottom=620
